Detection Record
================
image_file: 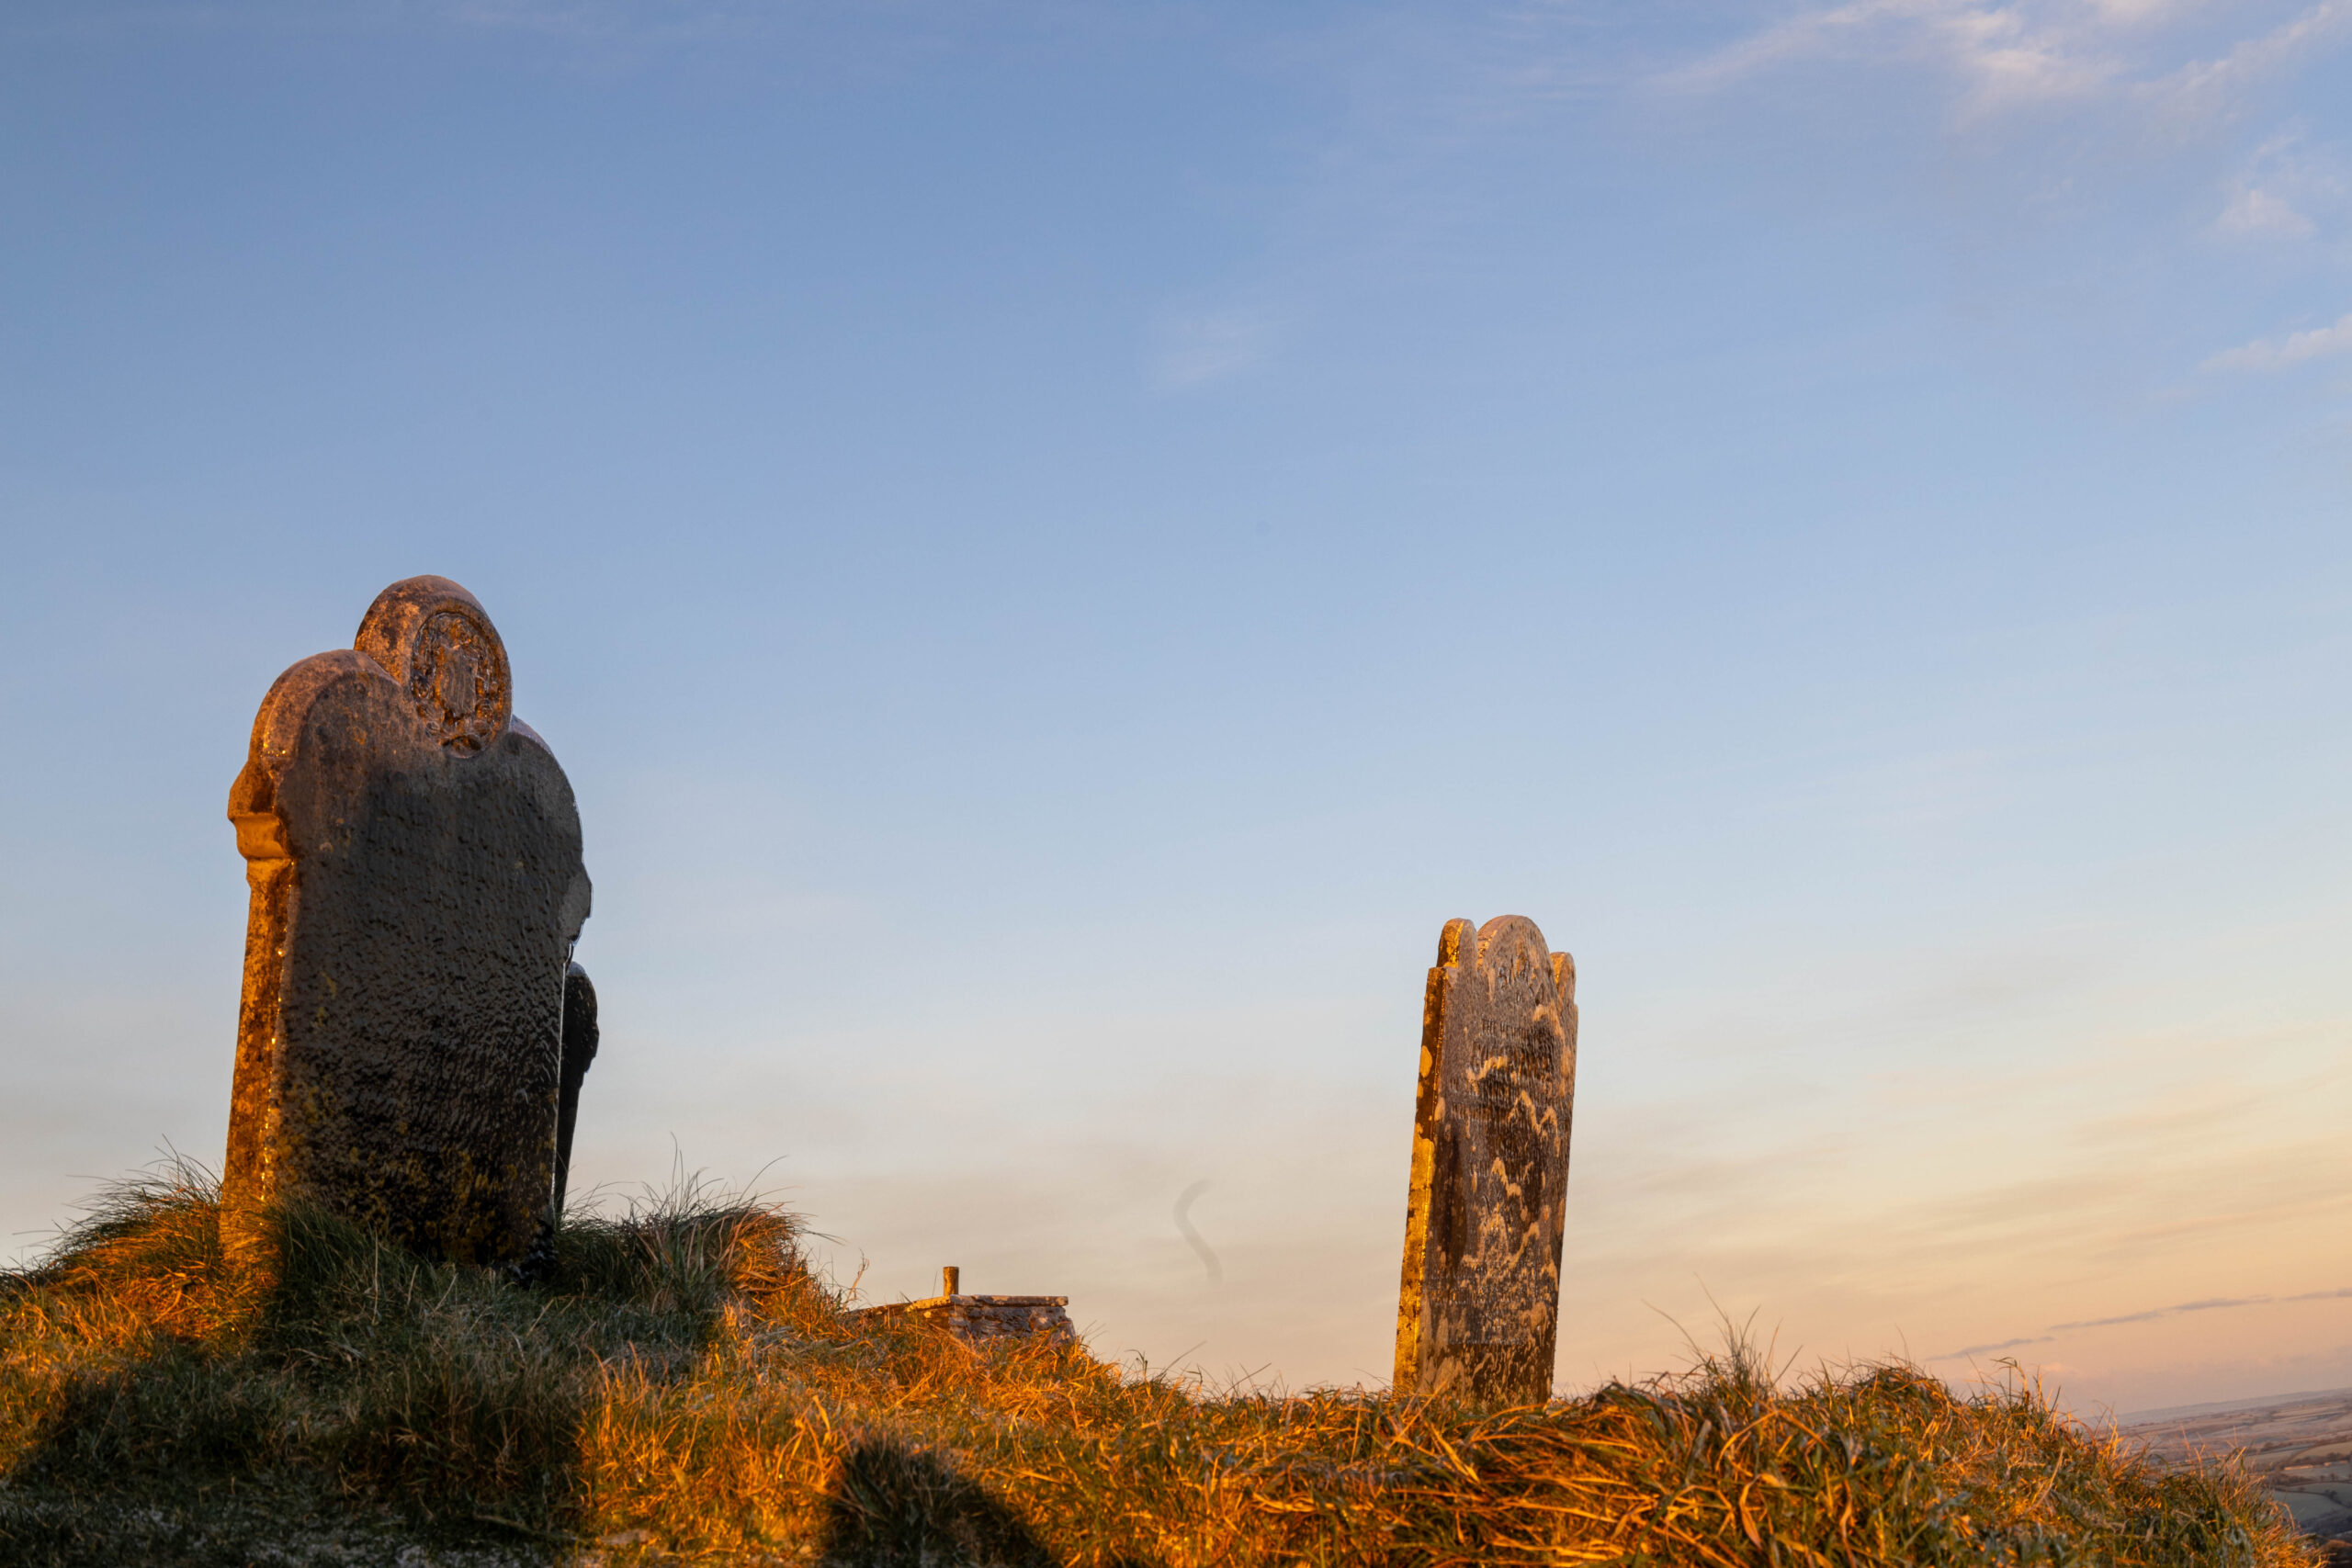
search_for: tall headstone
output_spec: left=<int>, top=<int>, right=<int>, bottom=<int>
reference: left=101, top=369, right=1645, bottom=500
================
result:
left=222, top=576, right=594, bottom=1269
left=1393, top=915, right=1577, bottom=1403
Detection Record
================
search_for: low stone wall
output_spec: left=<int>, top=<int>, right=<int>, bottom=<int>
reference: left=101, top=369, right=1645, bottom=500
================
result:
left=849, top=1293, right=1076, bottom=1348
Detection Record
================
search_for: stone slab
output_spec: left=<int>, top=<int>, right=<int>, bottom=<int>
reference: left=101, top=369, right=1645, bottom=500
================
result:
left=1393, top=914, right=1577, bottom=1402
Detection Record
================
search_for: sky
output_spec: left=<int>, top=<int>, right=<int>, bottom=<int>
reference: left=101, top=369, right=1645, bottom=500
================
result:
left=1, top=0, right=2349, bottom=1419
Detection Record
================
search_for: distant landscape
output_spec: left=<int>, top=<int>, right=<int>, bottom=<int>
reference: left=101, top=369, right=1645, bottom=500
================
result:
left=2127, top=1388, right=2352, bottom=1545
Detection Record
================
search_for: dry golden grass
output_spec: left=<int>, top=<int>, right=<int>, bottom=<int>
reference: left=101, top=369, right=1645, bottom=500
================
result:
left=0, top=1165, right=2319, bottom=1567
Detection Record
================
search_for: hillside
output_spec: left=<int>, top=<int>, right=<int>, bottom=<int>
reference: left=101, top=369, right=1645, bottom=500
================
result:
left=0, top=1168, right=2318, bottom=1567
left=2127, top=1390, right=2352, bottom=1547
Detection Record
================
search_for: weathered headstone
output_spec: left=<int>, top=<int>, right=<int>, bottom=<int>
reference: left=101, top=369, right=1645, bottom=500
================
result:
left=1392, top=915, right=1577, bottom=1403
left=222, top=576, right=594, bottom=1269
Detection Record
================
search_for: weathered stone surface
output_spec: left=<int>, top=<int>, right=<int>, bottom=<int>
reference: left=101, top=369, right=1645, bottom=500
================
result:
left=223, top=576, right=592, bottom=1269
left=849, top=1294, right=1079, bottom=1348
left=1393, top=915, right=1577, bottom=1403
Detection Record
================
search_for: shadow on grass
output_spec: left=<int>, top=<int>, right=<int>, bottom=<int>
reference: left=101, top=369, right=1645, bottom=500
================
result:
left=817, top=1441, right=1162, bottom=1568
left=820, top=1441, right=1057, bottom=1566
left=0, top=1161, right=816, bottom=1564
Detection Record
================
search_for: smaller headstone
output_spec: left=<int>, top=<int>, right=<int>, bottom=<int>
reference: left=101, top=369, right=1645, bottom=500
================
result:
left=1392, top=915, right=1577, bottom=1403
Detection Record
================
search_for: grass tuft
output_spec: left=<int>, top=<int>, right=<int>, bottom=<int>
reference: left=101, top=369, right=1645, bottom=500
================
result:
left=0, top=1167, right=2320, bottom=1566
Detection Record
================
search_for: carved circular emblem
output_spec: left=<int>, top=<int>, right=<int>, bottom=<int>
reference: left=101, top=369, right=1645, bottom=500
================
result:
left=408, top=608, right=512, bottom=754
left=354, top=577, right=515, bottom=755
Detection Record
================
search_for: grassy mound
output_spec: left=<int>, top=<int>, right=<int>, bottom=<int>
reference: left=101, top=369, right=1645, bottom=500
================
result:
left=0, top=1167, right=2315, bottom=1567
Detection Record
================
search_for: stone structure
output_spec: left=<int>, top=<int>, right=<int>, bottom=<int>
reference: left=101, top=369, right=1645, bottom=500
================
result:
left=222, top=576, right=594, bottom=1269
left=850, top=1268, right=1078, bottom=1348
left=1393, top=916, right=1577, bottom=1403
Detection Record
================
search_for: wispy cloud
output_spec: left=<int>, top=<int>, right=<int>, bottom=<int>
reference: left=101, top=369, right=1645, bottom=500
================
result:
left=1932, top=1286, right=2352, bottom=1357
left=1149, top=310, right=1277, bottom=389
left=1634, top=0, right=2352, bottom=387
left=2212, top=183, right=2317, bottom=235
left=1664, top=0, right=2352, bottom=124
left=1937, top=1334, right=2056, bottom=1358
left=2210, top=131, right=2344, bottom=237
left=2201, top=310, right=2352, bottom=370
left=2052, top=1286, right=2352, bottom=1330
left=2151, top=0, right=2352, bottom=127
left=1661, top=0, right=2118, bottom=108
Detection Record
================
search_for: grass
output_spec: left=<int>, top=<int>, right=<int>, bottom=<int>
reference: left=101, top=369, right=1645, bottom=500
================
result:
left=0, top=1164, right=2319, bottom=1567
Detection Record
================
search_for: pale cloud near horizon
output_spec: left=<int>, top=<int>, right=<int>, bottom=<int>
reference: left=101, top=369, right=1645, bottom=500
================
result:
left=2202, top=309, right=2352, bottom=368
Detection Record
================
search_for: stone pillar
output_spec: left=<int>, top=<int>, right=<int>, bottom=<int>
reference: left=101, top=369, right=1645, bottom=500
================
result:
left=223, top=576, right=592, bottom=1269
left=1393, top=915, right=1577, bottom=1403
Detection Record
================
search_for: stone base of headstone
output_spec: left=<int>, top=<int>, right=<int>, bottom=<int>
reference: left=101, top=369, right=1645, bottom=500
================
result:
left=848, top=1294, right=1078, bottom=1348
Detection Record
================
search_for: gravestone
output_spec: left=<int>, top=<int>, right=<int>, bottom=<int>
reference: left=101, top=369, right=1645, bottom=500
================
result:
left=222, top=576, right=594, bottom=1269
left=1392, top=915, right=1577, bottom=1403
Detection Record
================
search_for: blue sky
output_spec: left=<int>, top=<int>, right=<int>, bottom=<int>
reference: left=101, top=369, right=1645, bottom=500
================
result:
left=2, top=0, right=2349, bottom=1414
